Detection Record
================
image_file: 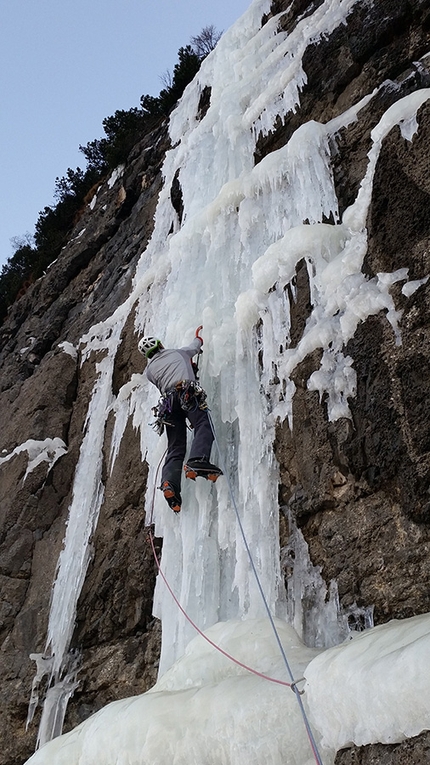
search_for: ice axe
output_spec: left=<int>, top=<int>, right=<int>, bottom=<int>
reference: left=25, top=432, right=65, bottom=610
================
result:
left=193, top=325, right=203, bottom=378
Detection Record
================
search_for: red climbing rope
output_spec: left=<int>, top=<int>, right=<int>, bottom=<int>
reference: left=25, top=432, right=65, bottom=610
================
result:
left=147, top=528, right=292, bottom=688
left=146, top=450, right=291, bottom=687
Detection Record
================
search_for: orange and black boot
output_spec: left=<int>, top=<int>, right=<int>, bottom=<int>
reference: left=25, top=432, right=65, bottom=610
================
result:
left=161, top=481, right=182, bottom=513
left=184, top=459, right=223, bottom=483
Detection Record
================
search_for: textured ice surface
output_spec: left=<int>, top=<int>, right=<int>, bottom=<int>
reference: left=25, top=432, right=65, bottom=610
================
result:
left=305, top=613, right=430, bottom=750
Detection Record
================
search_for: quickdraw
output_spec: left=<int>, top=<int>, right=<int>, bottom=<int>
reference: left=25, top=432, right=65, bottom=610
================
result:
left=150, top=394, right=173, bottom=436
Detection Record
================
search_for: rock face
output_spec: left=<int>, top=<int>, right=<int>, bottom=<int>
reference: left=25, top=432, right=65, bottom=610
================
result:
left=269, top=0, right=430, bottom=617
left=276, top=100, right=430, bottom=624
left=0, top=121, right=169, bottom=764
left=0, top=1, right=430, bottom=763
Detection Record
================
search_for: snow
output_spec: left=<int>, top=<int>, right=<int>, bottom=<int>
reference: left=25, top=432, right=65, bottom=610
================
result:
left=305, top=613, right=430, bottom=749
left=19, top=336, right=36, bottom=356
left=399, top=113, right=419, bottom=141
left=26, top=619, right=323, bottom=765
left=0, top=437, right=67, bottom=481
left=107, top=164, right=125, bottom=188
left=22, top=0, right=430, bottom=761
left=402, top=275, right=429, bottom=297
left=58, top=341, right=78, bottom=359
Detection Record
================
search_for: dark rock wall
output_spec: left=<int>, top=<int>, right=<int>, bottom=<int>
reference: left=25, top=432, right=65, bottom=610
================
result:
left=265, top=0, right=430, bottom=762
left=276, top=97, right=430, bottom=621
left=0, top=121, right=169, bottom=765
left=0, top=1, right=429, bottom=763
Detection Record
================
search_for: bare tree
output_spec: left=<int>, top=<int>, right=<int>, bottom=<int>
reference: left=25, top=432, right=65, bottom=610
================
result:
left=190, top=25, right=222, bottom=59
left=159, top=68, right=173, bottom=90
left=10, top=232, right=35, bottom=251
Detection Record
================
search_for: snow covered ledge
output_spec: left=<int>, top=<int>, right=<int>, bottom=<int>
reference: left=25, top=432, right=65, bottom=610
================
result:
left=305, top=612, right=430, bottom=751
left=24, top=614, right=430, bottom=765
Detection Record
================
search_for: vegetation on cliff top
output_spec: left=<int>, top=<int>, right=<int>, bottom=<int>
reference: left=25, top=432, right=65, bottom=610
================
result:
left=0, top=26, right=221, bottom=324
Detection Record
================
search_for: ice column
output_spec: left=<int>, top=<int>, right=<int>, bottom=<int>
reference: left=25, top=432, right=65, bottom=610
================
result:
left=28, top=312, right=128, bottom=746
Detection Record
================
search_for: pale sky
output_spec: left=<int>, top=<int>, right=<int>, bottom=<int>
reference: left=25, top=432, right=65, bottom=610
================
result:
left=0, top=0, right=251, bottom=269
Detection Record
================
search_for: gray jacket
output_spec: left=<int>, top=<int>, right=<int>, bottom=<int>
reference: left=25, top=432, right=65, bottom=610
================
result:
left=146, top=337, right=203, bottom=394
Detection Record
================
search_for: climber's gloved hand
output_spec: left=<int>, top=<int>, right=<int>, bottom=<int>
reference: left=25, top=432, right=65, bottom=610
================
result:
left=195, top=325, right=203, bottom=345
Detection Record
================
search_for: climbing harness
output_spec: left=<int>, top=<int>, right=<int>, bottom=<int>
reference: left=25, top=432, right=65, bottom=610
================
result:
left=150, top=381, right=208, bottom=435
left=177, top=380, right=207, bottom=412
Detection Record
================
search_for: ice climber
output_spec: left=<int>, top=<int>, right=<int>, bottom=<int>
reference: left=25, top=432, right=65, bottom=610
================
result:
left=139, top=326, right=222, bottom=513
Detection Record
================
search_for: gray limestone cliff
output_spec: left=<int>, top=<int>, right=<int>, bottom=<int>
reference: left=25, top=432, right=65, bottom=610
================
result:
left=1, top=1, right=430, bottom=763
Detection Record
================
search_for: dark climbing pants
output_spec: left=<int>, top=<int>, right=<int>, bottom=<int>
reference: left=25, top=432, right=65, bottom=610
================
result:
left=161, top=393, right=214, bottom=493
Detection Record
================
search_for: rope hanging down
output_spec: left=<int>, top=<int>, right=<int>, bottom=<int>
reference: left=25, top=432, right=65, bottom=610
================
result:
left=146, top=452, right=292, bottom=688
left=147, top=532, right=294, bottom=688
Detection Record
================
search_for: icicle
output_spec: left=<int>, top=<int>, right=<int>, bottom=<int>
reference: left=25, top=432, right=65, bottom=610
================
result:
left=282, top=511, right=373, bottom=648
